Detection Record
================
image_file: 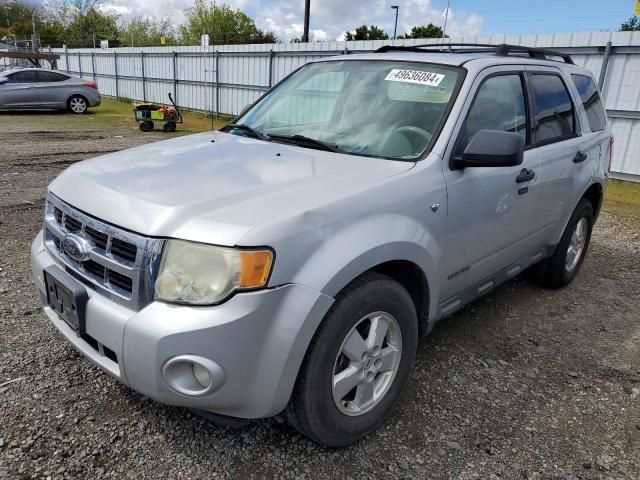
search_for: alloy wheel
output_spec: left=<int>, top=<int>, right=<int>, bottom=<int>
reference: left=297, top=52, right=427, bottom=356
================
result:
left=565, top=217, right=588, bottom=272
left=69, top=97, right=87, bottom=113
left=332, top=311, right=402, bottom=416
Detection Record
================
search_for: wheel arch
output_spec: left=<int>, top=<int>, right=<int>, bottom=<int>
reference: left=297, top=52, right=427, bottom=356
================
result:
left=66, top=93, right=89, bottom=112
left=369, top=260, right=431, bottom=337
left=553, top=180, right=605, bottom=247
left=582, top=182, right=604, bottom=219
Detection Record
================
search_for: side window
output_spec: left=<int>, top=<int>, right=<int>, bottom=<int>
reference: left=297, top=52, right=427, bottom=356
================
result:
left=37, top=71, right=69, bottom=83
left=7, top=71, right=38, bottom=83
left=455, top=74, right=528, bottom=156
left=571, top=74, right=606, bottom=132
left=530, top=74, right=575, bottom=144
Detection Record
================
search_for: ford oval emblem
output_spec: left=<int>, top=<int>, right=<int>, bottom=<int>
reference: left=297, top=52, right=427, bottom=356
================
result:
left=62, top=234, right=90, bottom=262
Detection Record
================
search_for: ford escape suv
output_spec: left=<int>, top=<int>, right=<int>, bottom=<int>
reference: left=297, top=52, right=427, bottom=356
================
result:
left=31, top=44, right=612, bottom=447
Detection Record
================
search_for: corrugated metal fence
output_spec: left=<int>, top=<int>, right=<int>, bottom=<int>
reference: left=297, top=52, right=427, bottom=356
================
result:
left=54, top=31, right=640, bottom=181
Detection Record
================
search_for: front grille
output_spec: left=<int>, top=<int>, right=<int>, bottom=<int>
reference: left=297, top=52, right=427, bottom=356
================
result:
left=43, top=194, right=164, bottom=311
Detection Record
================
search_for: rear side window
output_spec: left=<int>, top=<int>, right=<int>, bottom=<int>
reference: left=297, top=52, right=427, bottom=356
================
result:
left=530, top=74, right=575, bottom=144
left=7, top=71, right=38, bottom=83
left=571, top=74, right=606, bottom=132
left=37, top=71, right=69, bottom=83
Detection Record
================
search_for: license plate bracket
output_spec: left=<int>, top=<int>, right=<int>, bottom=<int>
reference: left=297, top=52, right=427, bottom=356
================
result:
left=44, top=266, right=88, bottom=334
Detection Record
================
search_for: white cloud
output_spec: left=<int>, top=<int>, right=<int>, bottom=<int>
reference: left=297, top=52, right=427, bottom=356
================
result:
left=255, top=0, right=486, bottom=42
left=98, top=0, right=485, bottom=43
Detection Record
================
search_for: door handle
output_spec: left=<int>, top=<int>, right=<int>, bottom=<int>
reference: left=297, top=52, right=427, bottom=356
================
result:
left=516, top=168, right=535, bottom=183
left=573, top=151, right=588, bottom=163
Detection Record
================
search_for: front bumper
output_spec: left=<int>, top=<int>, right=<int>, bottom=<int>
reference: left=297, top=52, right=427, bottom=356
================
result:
left=31, top=231, right=333, bottom=418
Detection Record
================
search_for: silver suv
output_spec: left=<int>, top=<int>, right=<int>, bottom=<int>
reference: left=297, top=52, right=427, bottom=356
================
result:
left=31, top=44, right=612, bottom=446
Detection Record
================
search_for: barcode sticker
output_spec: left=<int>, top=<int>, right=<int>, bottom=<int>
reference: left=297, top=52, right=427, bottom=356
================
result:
left=385, top=69, right=445, bottom=87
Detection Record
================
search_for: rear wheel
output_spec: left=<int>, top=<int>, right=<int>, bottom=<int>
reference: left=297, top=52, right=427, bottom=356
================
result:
left=538, top=198, right=594, bottom=288
left=163, top=121, right=176, bottom=132
left=286, top=272, right=418, bottom=447
left=67, top=95, right=88, bottom=114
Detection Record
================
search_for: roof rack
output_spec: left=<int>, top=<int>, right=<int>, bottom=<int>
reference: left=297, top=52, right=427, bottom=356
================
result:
left=374, top=43, right=574, bottom=65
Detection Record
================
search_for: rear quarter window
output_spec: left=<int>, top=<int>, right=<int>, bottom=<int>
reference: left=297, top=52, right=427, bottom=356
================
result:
left=571, top=74, right=607, bottom=132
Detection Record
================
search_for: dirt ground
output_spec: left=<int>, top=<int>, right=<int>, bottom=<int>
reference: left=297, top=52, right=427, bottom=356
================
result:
left=0, top=107, right=639, bottom=480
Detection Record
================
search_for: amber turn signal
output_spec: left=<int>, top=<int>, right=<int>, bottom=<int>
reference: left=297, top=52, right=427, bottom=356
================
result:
left=239, top=250, right=273, bottom=288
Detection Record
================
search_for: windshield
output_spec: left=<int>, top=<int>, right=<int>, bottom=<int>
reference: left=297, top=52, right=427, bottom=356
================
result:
left=235, top=60, right=461, bottom=160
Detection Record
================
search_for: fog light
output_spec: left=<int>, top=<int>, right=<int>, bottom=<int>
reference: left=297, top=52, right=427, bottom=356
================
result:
left=162, top=355, right=226, bottom=397
left=192, top=363, right=211, bottom=388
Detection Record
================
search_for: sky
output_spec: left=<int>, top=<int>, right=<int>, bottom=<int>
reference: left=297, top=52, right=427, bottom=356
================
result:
left=40, top=0, right=640, bottom=42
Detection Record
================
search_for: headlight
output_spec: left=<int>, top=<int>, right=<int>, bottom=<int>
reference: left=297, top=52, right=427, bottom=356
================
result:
left=154, top=240, right=273, bottom=305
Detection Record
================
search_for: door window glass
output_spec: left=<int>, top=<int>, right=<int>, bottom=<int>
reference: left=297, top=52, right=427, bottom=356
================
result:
left=530, top=74, right=575, bottom=143
left=7, top=71, right=38, bottom=83
left=455, top=74, right=528, bottom=155
left=37, top=71, right=69, bottom=83
left=571, top=74, right=606, bottom=132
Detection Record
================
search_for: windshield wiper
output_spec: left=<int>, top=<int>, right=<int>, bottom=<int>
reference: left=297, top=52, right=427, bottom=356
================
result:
left=268, top=134, right=339, bottom=152
left=222, top=123, right=270, bottom=141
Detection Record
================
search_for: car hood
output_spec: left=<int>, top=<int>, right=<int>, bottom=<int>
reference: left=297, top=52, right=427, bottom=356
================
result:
left=49, top=131, right=414, bottom=246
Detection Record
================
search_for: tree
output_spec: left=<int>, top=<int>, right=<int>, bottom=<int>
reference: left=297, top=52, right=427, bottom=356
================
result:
left=119, top=17, right=177, bottom=47
left=0, top=0, right=36, bottom=40
left=179, top=0, right=277, bottom=45
left=398, top=23, right=446, bottom=39
left=345, top=25, right=389, bottom=41
left=43, top=0, right=119, bottom=47
left=620, top=16, right=640, bottom=31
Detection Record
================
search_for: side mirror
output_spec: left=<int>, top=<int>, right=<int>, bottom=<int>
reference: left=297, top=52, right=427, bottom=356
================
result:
left=453, top=130, right=524, bottom=169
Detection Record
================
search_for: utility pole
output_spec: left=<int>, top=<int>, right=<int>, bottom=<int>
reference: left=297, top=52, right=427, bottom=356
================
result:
left=31, top=13, right=37, bottom=52
left=302, top=0, right=310, bottom=43
left=391, top=5, right=399, bottom=40
left=442, top=0, right=451, bottom=40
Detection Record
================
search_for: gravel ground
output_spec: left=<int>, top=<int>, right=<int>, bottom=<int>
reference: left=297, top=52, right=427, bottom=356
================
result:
left=1, top=112, right=639, bottom=480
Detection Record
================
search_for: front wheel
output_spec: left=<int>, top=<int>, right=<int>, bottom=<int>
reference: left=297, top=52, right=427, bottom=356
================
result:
left=286, top=272, right=418, bottom=447
left=539, top=198, right=594, bottom=288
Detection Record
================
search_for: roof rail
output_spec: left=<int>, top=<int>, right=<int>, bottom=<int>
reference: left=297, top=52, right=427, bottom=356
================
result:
left=374, top=43, right=574, bottom=65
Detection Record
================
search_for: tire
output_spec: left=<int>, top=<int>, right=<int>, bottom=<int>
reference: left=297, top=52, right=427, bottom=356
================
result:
left=285, top=272, right=418, bottom=447
left=538, top=198, right=594, bottom=289
left=163, top=122, right=176, bottom=133
left=67, top=95, right=88, bottom=114
left=139, top=121, right=153, bottom=132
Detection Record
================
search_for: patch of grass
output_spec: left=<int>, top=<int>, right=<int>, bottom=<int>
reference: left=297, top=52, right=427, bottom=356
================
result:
left=87, top=97, right=231, bottom=133
left=604, top=179, right=640, bottom=223
left=1, top=97, right=231, bottom=134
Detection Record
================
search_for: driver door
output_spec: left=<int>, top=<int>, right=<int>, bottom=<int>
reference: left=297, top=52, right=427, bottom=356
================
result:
left=440, top=66, right=542, bottom=301
left=0, top=70, right=39, bottom=107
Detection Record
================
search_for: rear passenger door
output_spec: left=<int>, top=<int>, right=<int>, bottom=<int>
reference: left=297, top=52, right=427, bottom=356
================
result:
left=525, top=66, right=600, bottom=245
left=440, top=66, right=542, bottom=301
left=35, top=71, right=71, bottom=107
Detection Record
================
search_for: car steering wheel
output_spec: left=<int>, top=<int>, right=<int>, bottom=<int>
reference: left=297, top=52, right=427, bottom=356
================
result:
left=394, top=126, right=433, bottom=151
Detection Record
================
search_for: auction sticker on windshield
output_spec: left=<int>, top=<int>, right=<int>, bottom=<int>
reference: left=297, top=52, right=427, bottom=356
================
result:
left=385, top=69, right=445, bottom=87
